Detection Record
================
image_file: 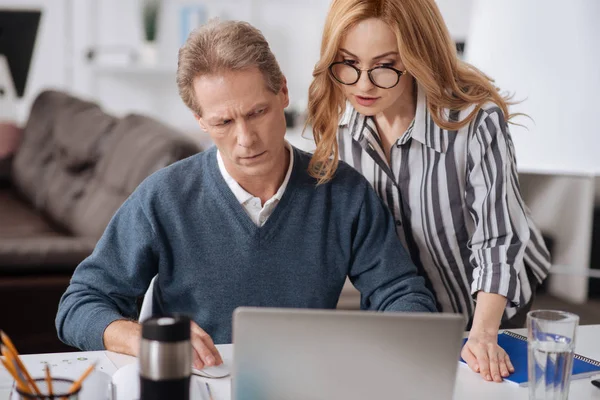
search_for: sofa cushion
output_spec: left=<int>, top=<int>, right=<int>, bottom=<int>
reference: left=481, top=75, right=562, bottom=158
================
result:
left=53, top=95, right=116, bottom=170
left=10, top=90, right=200, bottom=240
left=0, top=189, right=56, bottom=238
left=11, top=91, right=68, bottom=209
left=67, top=114, right=200, bottom=238
left=11, top=92, right=119, bottom=229
left=98, top=114, right=198, bottom=193
left=0, top=188, right=94, bottom=271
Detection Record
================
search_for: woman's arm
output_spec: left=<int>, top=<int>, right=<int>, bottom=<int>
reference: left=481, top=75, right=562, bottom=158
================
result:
left=462, top=107, right=530, bottom=381
left=461, top=292, right=514, bottom=382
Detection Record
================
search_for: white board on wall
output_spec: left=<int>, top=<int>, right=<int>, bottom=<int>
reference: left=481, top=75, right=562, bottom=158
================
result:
left=465, top=0, right=600, bottom=176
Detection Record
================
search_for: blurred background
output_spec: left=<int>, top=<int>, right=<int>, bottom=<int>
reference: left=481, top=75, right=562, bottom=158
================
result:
left=0, top=0, right=599, bottom=354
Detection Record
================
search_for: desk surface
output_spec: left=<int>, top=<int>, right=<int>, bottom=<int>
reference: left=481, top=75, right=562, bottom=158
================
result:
left=2, top=325, right=599, bottom=400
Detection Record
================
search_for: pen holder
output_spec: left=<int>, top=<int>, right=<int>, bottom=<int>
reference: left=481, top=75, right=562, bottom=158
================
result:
left=12, top=378, right=81, bottom=400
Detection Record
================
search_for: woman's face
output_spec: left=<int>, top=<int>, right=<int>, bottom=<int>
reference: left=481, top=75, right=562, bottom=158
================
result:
left=334, top=18, right=412, bottom=116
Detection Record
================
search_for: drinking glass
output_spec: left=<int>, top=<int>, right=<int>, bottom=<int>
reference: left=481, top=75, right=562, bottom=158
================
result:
left=527, top=310, right=579, bottom=400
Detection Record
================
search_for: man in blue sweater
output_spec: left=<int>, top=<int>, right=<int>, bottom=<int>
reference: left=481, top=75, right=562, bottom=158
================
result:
left=56, top=20, right=436, bottom=370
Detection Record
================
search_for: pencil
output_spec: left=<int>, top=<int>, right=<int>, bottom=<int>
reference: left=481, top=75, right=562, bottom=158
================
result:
left=66, top=361, right=97, bottom=394
left=0, top=331, right=42, bottom=395
left=205, top=382, right=214, bottom=400
left=45, top=364, right=53, bottom=396
left=0, top=353, right=31, bottom=394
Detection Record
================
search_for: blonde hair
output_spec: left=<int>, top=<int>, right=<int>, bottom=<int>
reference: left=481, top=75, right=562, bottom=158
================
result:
left=177, top=19, right=284, bottom=116
left=307, top=0, right=515, bottom=183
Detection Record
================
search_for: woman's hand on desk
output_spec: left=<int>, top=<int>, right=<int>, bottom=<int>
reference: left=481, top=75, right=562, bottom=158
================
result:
left=462, top=331, right=514, bottom=382
left=190, top=321, right=223, bottom=370
left=461, top=292, right=514, bottom=382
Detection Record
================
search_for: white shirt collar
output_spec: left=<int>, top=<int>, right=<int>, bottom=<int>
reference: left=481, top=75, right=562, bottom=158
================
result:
left=217, top=141, right=294, bottom=206
left=339, top=101, right=354, bottom=127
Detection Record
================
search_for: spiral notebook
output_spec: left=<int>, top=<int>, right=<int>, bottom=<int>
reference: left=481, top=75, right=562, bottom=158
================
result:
left=460, top=331, right=600, bottom=386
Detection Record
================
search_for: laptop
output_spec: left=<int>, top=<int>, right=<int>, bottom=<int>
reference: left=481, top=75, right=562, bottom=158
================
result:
left=232, top=307, right=465, bottom=400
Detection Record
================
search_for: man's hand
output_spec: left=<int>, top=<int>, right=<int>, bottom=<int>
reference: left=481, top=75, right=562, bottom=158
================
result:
left=103, top=320, right=142, bottom=356
left=461, top=330, right=514, bottom=382
left=190, top=321, right=223, bottom=369
left=103, top=319, right=223, bottom=369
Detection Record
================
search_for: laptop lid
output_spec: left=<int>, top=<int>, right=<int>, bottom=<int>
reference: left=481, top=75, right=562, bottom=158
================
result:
left=232, top=307, right=465, bottom=400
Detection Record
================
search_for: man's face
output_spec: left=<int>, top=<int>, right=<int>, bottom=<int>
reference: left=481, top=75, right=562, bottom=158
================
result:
left=194, top=68, right=289, bottom=184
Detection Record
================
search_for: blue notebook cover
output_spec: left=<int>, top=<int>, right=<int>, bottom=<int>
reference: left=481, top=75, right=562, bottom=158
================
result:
left=460, top=331, right=600, bottom=386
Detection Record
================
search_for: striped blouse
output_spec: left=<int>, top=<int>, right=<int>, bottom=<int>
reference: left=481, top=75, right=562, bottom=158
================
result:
left=337, top=86, right=551, bottom=320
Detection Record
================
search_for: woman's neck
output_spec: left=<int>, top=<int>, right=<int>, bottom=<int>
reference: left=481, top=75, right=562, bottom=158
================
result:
left=374, top=79, right=417, bottom=161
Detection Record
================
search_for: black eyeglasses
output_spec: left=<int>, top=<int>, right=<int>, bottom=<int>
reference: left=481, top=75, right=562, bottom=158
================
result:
left=329, top=61, right=407, bottom=89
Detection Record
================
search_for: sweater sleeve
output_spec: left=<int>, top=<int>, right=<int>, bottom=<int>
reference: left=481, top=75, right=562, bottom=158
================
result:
left=348, top=183, right=437, bottom=313
left=55, top=195, right=159, bottom=350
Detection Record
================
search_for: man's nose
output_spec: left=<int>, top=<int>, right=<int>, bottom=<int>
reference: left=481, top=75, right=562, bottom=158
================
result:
left=236, top=121, right=256, bottom=148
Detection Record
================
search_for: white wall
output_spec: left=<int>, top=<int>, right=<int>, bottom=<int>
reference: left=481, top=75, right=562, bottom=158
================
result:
left=252, top=0, right=330, bottom=111
left=466, top=0, right=600, bottom=175
left=2, top=0, right=473, bottom=131
left=434, top=0, right=473, bottom=42
left=71, top=0, right=331, bottom=143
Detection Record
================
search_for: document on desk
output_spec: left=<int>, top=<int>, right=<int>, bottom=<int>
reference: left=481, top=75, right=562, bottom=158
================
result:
left=20, top=351, right=118, bottom=379
left=111, top=345, right=233, bottom=400
left=0, top=364, right=14, bottom=391
left=112, top=363, right=220, bottom=400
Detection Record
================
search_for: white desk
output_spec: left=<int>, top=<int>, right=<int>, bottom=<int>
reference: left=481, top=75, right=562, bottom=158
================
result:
left=2, top=325, right=599, bottom=399
left=453, top=325, right=600, bottom=399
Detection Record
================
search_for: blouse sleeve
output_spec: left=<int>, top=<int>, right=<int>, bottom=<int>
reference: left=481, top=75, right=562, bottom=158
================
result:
left=465, top=107, right=530, bottom=307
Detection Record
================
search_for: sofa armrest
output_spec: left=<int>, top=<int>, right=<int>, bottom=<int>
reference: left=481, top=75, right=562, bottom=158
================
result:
left=0, top=235, right=96, bottom=274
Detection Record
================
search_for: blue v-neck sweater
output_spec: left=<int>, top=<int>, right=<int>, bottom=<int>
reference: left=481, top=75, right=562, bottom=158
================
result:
left=56, top=146, right=435, bottom=350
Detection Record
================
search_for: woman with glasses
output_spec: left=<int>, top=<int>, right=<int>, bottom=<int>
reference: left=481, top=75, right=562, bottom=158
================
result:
left=306, top=0, right=551, bottom=384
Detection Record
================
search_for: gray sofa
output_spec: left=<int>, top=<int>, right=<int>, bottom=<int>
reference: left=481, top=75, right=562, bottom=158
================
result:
left=0, top=90, right=201, bottom=353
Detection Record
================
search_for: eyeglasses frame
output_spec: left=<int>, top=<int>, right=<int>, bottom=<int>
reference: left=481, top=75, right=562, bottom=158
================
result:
left=328, top=61, right=408, bottom=89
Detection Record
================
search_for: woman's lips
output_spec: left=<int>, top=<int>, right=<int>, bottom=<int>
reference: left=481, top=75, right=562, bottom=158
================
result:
left=355, top=95, right=379, bottom=107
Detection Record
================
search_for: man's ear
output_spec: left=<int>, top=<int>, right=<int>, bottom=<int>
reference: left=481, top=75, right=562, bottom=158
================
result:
left=280, top=77, right=290, bottom=108
left=194, top=113, right=208, bottom=131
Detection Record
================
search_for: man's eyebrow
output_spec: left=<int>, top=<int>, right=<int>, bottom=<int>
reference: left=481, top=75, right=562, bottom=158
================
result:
left=340, top=48, right=399, bottom=61
left=247, top=103, right=269, bottom=114
left=207, top=115, right=230, bottom=124
left=205, top=103, right=269, bottom=124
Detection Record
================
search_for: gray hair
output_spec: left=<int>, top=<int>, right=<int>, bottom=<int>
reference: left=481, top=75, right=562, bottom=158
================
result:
left=177, top=19, right=284, bottom=116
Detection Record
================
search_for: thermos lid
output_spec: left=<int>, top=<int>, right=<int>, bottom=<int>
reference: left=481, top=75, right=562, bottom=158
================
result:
left=142, top=315, right=191, bottom=342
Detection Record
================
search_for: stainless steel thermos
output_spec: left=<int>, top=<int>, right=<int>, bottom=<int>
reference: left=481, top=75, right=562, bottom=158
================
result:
left=139, top=315, right=192, bottom=400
